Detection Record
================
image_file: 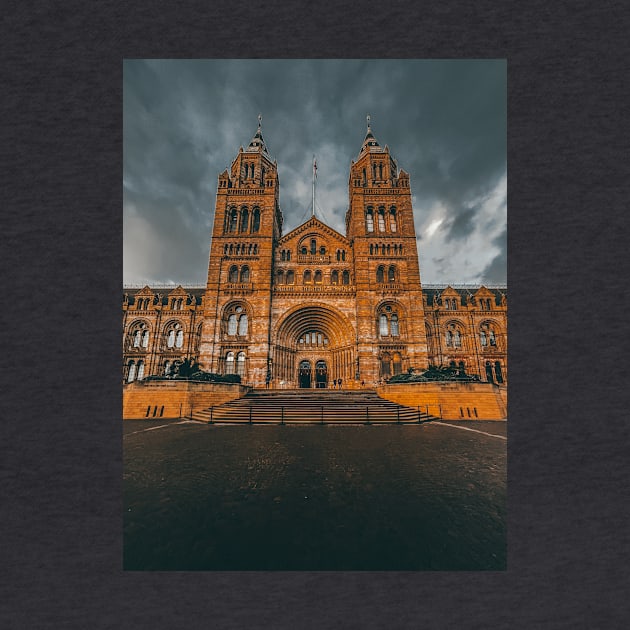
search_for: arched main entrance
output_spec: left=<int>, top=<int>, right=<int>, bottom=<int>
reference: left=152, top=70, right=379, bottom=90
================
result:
left=298, top=360, right=312, bottom=388
left=315, top=360, right=328, bottom=388
left=273, top=304, right=356, bottom=388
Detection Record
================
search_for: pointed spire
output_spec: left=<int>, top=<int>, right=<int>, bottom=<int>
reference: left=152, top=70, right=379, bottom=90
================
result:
left=358, top=113, right=381, bottom=157
left=246, top=114, right=270, bottom=156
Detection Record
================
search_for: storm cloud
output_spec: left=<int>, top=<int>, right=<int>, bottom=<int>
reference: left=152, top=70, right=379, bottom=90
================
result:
left=123, top=59, right=506, bottom=285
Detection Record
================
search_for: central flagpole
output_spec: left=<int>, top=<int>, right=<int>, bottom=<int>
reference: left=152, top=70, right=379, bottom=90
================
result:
left=312, top=155, right=316, bottom=217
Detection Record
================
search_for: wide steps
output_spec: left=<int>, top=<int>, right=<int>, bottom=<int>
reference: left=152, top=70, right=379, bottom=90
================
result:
left=191, top=389, right=437, bottom=424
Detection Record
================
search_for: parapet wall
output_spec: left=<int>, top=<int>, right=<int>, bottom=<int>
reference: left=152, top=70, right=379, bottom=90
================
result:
left=123, top=380, right=250, bottom=419
left=376, top=382, right=507, bottom=420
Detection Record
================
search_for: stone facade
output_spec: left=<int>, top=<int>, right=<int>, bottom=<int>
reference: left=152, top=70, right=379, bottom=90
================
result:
left=123, top=121, right=507, bottom=388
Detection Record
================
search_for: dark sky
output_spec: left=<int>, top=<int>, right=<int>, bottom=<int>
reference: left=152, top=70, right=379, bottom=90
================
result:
left=123, top=59, right=506, bottom=286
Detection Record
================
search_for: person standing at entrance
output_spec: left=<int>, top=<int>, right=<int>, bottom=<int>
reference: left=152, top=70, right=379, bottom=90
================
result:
left=338, top=378, right=342, bottom=389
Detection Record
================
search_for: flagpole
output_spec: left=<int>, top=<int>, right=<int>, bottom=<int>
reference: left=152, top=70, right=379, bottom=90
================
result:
left=312, top=155, right=316, bottom=217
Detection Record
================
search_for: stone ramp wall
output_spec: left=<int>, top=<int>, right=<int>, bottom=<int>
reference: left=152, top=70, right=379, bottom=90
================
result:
left=376, top=382, right=507, bottom=420
left=123, top=380, right=250, bottom=419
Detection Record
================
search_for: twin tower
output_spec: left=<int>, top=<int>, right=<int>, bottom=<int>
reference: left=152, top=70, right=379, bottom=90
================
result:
left=198, top=119, right=429, bottom=388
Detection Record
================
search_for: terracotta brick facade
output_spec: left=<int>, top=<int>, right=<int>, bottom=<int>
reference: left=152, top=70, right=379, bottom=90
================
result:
left=123, top=122, right=507, bottom=389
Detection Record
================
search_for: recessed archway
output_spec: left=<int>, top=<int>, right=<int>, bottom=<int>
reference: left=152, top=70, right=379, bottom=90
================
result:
left=273, top=304, right=356, bottom=388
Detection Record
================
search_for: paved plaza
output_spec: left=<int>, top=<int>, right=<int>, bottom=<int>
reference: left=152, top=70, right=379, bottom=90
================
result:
left=124, top=420, right=506, bottom=570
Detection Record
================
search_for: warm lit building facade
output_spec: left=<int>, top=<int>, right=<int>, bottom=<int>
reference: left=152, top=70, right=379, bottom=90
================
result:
left=123, top=121, right=507, bottom=388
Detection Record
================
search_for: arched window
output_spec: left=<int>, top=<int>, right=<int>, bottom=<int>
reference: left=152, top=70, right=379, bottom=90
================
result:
left=133, top=329, right=141, bottom=347
left=495, top=361, right=504, bottom=383
left=237, top=352, right=246, bottom=376
left=281, top=250, right=286, bottom=261
left=392, top=352, right=402, bottom=375
left=286, top=250, right=291, bottom=261
left=240, top=266, right=250, bottom=282
left=331, top=270, right=339, bottom=285
left=391, top=314, right=399, bottom=336
left=141, top=329, right=149, bottom=348
left=276, top=270, right=284, bottom=284
left=319, top=246, right=326, bottom=255
left=136, top=360, right=145, bottom=381
left=388, top=266, right=396, bottom=282
left=227, top=314, right=237, bottom=335
left=251, top=208, right=260, bottom=233
left=229, top=265, right=239, bottom=283
left=286, top=270, right=295, bottom=284
left=378, top=207, right=386, bottom=232
left=369, top=244, right=374, bottom=255
left=341, top=250, right=346, bottom=261
left=310, top=239, right=317, bottom=254
left=489, top=331, right=496, bottom=346
left=237, top=313, right=248, bottom=336
left=228, top=208, right=238, bottom=233
left=239, top=208, right=249, bottom=233
left=314, top=270, right=322, bottom=284
left=175, top=329, right=184, bottom=348
left=379, top=314, right=389, bottom=336
left=303, top=270, right=312, bottom=284
left=226, top=352, right=235, bottom=374
left=454, top=330, right=461, bottom=348
left=480, top=330, right=487, bottom=346
left=389, top=207, right=397, bottom=232
left=366, top=208, right=374, bottom=232
left=381, top=352, right=391, bottom=377
left=485, top=361, right=494, bottom=383
left=342, top=270, right=350, bottom=285
left=446, top=330, right=453, bottom=347
left=376, top=266, right=384, bottom=283
left=127, top=361, right=136, bottom=383
left=167, top=329, right=175, bottom=348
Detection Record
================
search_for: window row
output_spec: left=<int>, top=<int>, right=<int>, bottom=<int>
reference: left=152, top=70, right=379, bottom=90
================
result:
left=439, top=323, right=498, bottom=348
left=369, top=243, right=404, bottom=256
left=366, top=206, right=397, bottom=233
left=225, top=206, right=261, bottom=234
left=241, top=162, right=265, bottom=182
left=299, top=331, right=329, bottom=347
left=275, top=269, right=351, bottom=285
left=376, top=265, right=398, bottom=283
left=126, top=359, right=145, bottom=382
left=380, top=352, right=403, bottom=377
left=126, top=322, right=194, bottom=350
left=225, top=351, right=247, bottom=376
left=223, top=242, right=259, bottom=256
left=228, top=265, right=251, bottom=283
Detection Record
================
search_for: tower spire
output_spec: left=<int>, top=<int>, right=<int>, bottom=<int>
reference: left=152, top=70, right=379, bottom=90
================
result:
left=312, top=155, right=317, bottom=217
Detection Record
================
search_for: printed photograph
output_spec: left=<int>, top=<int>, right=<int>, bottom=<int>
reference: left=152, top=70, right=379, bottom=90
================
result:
left=123, top=59, right=507, bottom=570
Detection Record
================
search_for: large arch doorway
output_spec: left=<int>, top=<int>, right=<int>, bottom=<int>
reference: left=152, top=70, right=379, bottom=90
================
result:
left=274, top=304, right=356, bottom=388
left=315, top=360, right=327, bottom=388
left=299, top=360, right=312, bottom=388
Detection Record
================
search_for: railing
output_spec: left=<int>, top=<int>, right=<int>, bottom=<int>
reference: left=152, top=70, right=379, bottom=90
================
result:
left=223, top=282, right=254, bottom=293
left=380, top=283, right=402, bottom=292
left=273, top=284, right=355, bottom=294
left=297, top=254, right=331, bottom=264
left=225, top=188, right=265, bottom=195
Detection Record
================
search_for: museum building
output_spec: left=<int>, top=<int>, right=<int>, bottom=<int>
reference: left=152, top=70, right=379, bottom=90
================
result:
left=123, top=120, right=507, bottom=388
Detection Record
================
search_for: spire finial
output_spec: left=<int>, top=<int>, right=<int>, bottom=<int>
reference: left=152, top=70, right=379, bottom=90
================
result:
left=258, top=114, right=262, bottom=129
left=366, top=114, right=371, bottom=130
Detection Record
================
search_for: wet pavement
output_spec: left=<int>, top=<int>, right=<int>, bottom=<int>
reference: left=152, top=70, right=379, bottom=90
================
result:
left=124, top=421, right=506, bottom=570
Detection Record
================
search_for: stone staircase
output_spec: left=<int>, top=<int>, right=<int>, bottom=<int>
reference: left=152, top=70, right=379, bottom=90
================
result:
left=190, top=389, right=438, bottom=424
